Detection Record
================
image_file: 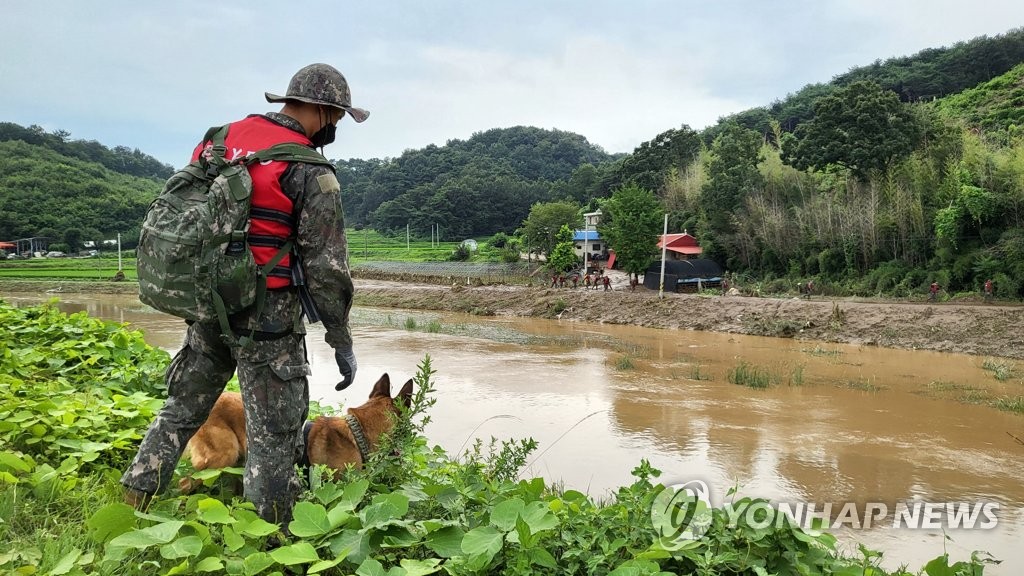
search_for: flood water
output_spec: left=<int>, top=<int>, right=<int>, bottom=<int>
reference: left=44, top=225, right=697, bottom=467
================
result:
left=5, top=292, right=1022, bottom=573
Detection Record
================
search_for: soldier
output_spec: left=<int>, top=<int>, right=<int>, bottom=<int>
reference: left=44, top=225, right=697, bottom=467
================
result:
left=121, top=63, right=367, bottom=529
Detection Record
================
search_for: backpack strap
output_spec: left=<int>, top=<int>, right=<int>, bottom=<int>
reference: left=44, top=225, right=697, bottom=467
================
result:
left=241, top=143, right=334, bottom=168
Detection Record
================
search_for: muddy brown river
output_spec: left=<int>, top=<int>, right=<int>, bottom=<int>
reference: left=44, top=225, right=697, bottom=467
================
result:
left=6, top=292, right=1022, bottom=573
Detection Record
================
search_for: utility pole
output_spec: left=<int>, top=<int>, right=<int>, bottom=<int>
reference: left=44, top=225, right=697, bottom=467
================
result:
left=658, top=214, right=667, bottom=299
left=117, top=233, right=123, bottom=272
left=406, top=223, right=410, bottom=252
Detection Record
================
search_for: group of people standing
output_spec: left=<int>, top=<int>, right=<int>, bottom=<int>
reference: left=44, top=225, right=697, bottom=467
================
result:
left=551, top=270, right=612, bottom=290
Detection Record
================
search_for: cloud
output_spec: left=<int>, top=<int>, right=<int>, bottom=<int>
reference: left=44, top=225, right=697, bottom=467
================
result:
left=2, top=1, right=1023, bottom=165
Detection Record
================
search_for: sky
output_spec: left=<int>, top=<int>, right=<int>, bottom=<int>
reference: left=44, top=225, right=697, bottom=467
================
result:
left=2, top=1, right=1022, bottom=168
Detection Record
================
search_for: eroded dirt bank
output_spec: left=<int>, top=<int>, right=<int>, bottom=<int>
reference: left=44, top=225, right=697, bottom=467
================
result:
left=353, top=278, right=1024, bottom=360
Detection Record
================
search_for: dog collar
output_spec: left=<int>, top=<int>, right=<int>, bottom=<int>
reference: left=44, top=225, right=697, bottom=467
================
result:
left=345, top=413, right=371, bottom=463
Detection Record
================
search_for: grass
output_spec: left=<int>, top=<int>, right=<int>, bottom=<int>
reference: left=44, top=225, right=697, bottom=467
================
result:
left=404, top=317, right=418, bottom=330
left=789, top=364, right=805, bottom=386
left=802, top=346, right=842, bottom=357
left=981, top=358, right=1015, bottom=381
left=689, top=363, right=712, bottom=381
left=993, top=396, right=1024, bottom=414
left=840, top=378, right=884, bottom=392
left=614, top=354, right=636, bottom=371
left=727, top=361, right=778, bottom=389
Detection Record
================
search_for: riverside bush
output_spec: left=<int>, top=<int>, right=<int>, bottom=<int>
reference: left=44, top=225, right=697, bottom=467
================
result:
left=0, top=300, right=996, bottom=575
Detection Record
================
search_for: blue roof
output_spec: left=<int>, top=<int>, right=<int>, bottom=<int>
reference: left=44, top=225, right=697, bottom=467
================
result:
left=573, top=230, right=601, bottom=242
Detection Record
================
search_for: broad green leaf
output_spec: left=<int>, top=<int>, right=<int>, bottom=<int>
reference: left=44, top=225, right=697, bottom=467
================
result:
left=87, top=503, right=136, bottom=544
left=399, top=558, right=442, bottom=576
left=108, top=520, right=184, bottom=550
left=160, top=535, right=203, bottom=559
left=269, top=542, right=319, bottom=566
left=0, top=451, right=31, bottom=473
left=521, top=501, right=557, bottom=533
left=195, top=556, right=225, bottom=573
left=329, top=529, right=368, bottom=565
left=307, top=556, right=344, bottom=574
left=338, top=479, right=369, bottom=509
left=360, top=492, right=410, bottom=529
left=313, top=483, right=343, bottom=506
left=490, top=498, right=525, bottom=531
left=530, top=548, right=557, bottom=569
left=425, top=526, right=465, bottom=558
left=288, top=501, right=330, bottom=537
left=355, top=557, right=387, bottom=576
left=327, top=503, right=354, bottom=529
left=461, top=526, right=502, bottom=563
left=240, top=518, right=280, bottom=538
left=242, top=552, right=276, bottom=576
left=223, top=526, right=245, bottom=552
left=47, top=550, right=80, bottom=576
left=197, top=497, right=236, bottom=524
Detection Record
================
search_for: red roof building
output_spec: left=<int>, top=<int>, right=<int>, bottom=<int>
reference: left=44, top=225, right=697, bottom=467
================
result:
left=657, top=232, right=703, bottom=260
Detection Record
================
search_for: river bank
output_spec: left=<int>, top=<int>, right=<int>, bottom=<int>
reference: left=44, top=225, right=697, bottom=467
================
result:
left=3, top=275, right=1023, bottom=360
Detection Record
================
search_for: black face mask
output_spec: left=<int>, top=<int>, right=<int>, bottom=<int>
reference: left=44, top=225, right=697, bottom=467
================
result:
left=310, top=122, right=337, bottom=148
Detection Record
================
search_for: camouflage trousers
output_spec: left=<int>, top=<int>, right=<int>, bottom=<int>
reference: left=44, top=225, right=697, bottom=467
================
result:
left=121, top=320, right=310, bottom=525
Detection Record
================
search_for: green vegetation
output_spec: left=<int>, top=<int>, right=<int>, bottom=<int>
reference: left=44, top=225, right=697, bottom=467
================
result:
left=614, top=354, right=636, bottom=371
left=598, top=184, right=664, bottom=278
left=981, top=358, right=1015, bottom=381
left=936, top=63, right=1024, bottom=137
left=0, top=301, right=1001, bottom=575
left=727, top=361, right=779, bottom=389
left=0, top=140, right=161, bottom=252
left=6, top=30, right=1024, bottom=302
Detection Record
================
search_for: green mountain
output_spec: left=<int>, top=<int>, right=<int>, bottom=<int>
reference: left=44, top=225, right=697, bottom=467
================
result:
left=935, top=62, right=1024, bottom=135
left=337, top=125, right=616, bottom=237
left=0, top=140, right=161, bottom=250
left=0, top=122, right=173, bottom=181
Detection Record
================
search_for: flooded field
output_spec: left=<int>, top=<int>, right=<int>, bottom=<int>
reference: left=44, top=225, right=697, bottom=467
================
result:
left=6, top=292, right=1022, bottom=573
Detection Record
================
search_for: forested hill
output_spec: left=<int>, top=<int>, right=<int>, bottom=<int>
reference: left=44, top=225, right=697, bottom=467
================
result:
left=935, top=62, right=1024, bottom=135
left=702, top=27, right=1024, bottom=141
left=336, top=125, right=616, bottom=237
left=0, top=140, right=160, bottom=249
left=0, top=122, right=174, bottom=181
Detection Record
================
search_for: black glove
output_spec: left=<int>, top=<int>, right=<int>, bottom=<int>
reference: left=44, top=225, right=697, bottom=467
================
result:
left=334, top=346, right=357, bottom=391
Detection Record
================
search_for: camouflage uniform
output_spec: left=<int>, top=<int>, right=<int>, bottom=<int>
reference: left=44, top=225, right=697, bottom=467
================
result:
left=121, top=110, right=356, bottom=526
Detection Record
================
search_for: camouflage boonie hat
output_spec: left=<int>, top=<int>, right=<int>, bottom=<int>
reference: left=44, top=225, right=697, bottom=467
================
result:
left=266, top=63, right=369, bottom=123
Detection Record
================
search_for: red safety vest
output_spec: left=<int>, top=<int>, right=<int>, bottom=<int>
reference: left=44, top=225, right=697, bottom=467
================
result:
left=191, top=115, right=312, bottom=289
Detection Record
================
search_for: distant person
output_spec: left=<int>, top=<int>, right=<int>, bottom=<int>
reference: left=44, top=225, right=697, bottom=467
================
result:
left=603, top=276, right=611, bottom=291
left=721, top=276, right=729, bottom=296
left=571, top=274, right=578, bottom=289
left=929, top=281, right=940, bottom=301
left=558, top=274, right=566, bottom=288
left=805, top=280, right=814, bottom=299
left=551, top=273, right=558, bottom=288
left=984, top=278, right=994, bottom=301
left=584, top=273, right=592, bottom=289
left=630, top=275, right=638, bottom=291
left=121, top=63, right=367, bottom=528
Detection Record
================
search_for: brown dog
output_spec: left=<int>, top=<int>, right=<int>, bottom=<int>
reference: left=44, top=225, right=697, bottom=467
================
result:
left=180, top=373, right=413, bottom=492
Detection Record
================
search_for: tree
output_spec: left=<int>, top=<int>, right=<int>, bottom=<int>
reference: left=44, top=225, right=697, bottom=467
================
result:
left=546, top=225, right=578, bottom=273
left=699, top=122, right=763, bottom=264
left=520, top=200, right=582, bottom=258
left=782, top=80, right=922, bottom=179
left=599, top=184, right=663, bottom=278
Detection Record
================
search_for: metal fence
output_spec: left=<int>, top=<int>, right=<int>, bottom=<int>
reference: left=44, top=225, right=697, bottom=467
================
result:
left=352, top=261, right=543, bottom=285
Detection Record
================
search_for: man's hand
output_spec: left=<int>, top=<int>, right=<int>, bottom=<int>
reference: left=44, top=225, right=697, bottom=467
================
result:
left=334, top=346, right=357, bottom=391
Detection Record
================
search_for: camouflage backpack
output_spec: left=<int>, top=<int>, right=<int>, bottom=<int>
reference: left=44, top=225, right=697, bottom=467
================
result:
left=137, top=125, right=333, bottom=346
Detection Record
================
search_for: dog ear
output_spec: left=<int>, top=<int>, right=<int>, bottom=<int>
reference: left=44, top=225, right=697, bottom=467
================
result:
left=397, top=379, right=414, bottom=409
left=369, top=373, right=391, bottom=398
